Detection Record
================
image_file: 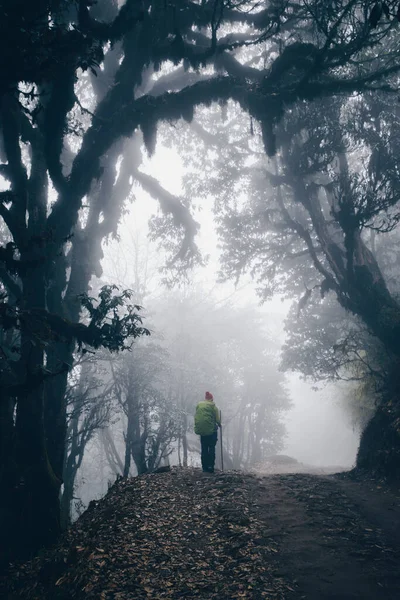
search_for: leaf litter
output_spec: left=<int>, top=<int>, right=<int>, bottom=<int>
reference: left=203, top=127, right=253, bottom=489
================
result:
left=2, top=468, right=292, bottom=599
left=4, top=469, right=400, bottom=599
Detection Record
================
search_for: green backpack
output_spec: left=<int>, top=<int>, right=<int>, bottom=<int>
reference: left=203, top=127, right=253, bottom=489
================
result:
left=194, top=401, right=218, bottom=436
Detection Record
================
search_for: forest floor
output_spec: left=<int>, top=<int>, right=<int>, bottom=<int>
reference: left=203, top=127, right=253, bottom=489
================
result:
left=2, top=466, right=400, bottom=599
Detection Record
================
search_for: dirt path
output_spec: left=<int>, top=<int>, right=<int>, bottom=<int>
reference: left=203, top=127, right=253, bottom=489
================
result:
left=2, top=469, right=400, bottom=599
left=249, top=474, right=400, bottom=599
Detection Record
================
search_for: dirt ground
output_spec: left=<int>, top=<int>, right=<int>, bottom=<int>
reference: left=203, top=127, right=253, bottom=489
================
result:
left=250, top=472, right=400, bottom=599
left=2, top=467, right=400, bottom=599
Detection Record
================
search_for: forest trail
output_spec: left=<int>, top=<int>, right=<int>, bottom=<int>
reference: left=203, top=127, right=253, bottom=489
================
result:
left=2, top=468, right=400, bottom=599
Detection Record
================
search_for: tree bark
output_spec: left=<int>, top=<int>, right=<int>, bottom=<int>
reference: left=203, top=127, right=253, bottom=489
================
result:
left=126, top=390, right=148, bottom=475
left=0, top=394, right=17, bottom=566
left=61, top=405, right=80, bottom=529
left=177, top=434, right=182, bottom=467
left=101, top=428, right=124, bottom=476
left=132, top=428, right=148, bottom=475
left=45, top=344, right=71, bottom=482
left=14, top=267, right=61, bottom=557
left=61, top=446, right=77, bottom=529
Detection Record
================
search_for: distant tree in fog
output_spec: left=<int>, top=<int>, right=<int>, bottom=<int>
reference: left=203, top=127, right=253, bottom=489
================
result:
left=111, top=343, right=180, bottom=475
left=148, top=290, right=291, bottom=470
left=61, top=353, right=114, bottom=527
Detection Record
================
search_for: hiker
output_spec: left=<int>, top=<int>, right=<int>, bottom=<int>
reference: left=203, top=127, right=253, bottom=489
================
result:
left=194, top=391, right=221, bottom=473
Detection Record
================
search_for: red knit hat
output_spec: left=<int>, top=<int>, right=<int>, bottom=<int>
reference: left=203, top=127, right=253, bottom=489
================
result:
left=205, top=391, right=213, bottom=400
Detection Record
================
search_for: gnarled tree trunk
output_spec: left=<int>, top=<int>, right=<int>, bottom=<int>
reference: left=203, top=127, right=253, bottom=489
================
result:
left=14, top=268, right=61, bottom=557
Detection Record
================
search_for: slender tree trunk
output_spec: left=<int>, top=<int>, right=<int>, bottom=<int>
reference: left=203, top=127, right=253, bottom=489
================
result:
left=123, top=418, right=133, bottom=478
left=147, top=443, right=159, bottom=472
left=147, top=423, right=168, bottom=472
left=177, top=434, right=182, bottom=467
left=232, top=415, right=244, bottom=468
left=133, top=429, right=149, bottom=475
left=60, top=450, right=76, bottom=529
left=246, top=417, right=251, bottom=467
left=126, top=391, right=148, bottom=475
left=101, top=428, right=124, bottom=475
left=45, top=260, right=79, bottom=486
left=182, top=412, right=188, bottom=467
left=250, top=405, right=264, bottom=465
left=61, top=407, right=80, bottom=529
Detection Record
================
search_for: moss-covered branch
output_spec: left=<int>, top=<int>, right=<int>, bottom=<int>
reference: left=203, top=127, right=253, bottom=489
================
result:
left=135, top=169, right=199, bottom=263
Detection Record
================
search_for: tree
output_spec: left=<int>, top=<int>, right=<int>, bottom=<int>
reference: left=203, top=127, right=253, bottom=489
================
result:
left=61, top=353, right=114, bottom=528
left=0, top=282, right=148, bottom=562
left=282, top=293, right=385, bottom=433
left=264, top=93, right=400, bottom=476
left=148, top=288, right=291, bottom=469
left=111, top=342, right=180, bottom=476
left=149, top=287, right=240, bottom=467
left=281, top=294, right=388, bottom=383
left=212, top=306, right=290, bottom=468
left=78, top=287, right=291, bottom=488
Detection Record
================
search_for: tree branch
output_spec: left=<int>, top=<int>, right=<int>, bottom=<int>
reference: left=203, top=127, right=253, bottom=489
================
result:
left=134, top=169, right=199, bottom=263
left=78, top=0, right=145, bottom=43
left=46, top=75, right=237, bottom=250
left=46, top=49, right=400, bottom=253
left=276, top=181, right=338, bottom=292
left=40, top=70, right=76, bottom=193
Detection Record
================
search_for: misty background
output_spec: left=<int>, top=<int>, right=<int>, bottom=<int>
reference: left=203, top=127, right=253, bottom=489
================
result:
left=70, top=144, right=360, bottom=515
left=119, top=144, right=360, bottom=472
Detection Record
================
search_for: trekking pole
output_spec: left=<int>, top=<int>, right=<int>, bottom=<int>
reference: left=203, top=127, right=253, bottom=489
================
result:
left=220, top=410, right=224, bottom=471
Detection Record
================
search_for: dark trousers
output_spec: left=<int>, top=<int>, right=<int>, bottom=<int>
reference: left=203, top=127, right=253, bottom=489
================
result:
left=200, top=432, right=218, bottom=472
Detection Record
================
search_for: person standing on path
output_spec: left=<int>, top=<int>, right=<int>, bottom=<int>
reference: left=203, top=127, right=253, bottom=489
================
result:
left=194, top=392, right=221, bottom=473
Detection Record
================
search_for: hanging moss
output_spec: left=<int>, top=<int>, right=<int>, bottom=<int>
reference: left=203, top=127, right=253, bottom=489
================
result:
left=181, top=104, right=194, bottom=124
left=261, top=120, right=277, bottom=157
left=140, top=118, right=158, bottom=156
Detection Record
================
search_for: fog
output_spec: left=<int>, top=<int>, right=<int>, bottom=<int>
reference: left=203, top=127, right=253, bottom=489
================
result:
left=67, top=166, right=363, bottom=517
left=45, top=116, right=378, bottom=523
left=102, top=146, right=361, bottom=474
left=284, top=376, right=359, bottom=469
